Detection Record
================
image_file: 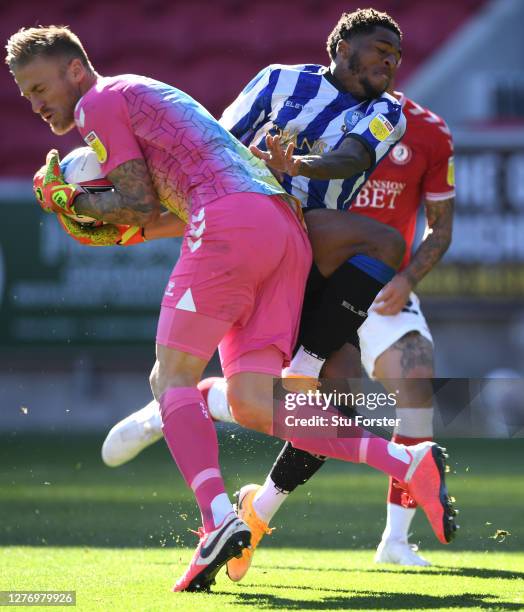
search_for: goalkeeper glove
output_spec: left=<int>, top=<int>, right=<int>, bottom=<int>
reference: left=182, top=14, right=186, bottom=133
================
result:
left=33, top=149, right=84, bottom=215
left=57, top=214, right=147, bottom=247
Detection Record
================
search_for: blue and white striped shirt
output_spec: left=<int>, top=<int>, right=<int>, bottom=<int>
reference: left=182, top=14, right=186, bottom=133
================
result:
left=220, top=64, right=406, bottom=210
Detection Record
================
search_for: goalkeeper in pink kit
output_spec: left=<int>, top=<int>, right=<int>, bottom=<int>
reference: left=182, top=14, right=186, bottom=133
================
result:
left=7, top=24, right=456, bottom=593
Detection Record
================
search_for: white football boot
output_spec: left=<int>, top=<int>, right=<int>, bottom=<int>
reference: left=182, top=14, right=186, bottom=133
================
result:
left=375, top=539, right=431, bottom=566
left=101, top=400, right=163, bottom=467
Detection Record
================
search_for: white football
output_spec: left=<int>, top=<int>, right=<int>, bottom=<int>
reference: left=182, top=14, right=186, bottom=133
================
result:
left=60, top=147, right=112, bottom=225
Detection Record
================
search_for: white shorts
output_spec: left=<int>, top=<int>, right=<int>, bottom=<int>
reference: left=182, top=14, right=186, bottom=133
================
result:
left=358, top=292, right=433, bottom=378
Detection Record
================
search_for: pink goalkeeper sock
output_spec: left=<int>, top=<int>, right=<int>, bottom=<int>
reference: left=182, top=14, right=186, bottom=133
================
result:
left=289, top=433, right=412, bottom=481
left=273, top=401, right=413, bottom=481
left=160, top=387, right=233, bottom=531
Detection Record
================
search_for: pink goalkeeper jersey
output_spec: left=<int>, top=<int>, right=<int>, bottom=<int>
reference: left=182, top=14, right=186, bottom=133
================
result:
left=73, top=75, right=290, bottom=223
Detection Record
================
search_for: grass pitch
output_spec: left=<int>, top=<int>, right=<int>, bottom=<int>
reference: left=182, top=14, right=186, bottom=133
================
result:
left=1, top=548, right=523, bottom=610
left=1, top=433, right=523, bottom=610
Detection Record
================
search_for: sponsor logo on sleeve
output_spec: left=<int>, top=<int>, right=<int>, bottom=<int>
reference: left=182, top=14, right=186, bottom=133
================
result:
left=369, top=113, right=394, bottom=141
left=84, top=131, right=107, bottom=163
left=447, top=156, right=455, bottom=186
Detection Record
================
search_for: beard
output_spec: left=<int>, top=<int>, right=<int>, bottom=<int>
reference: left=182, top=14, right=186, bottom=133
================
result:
left=348, top=51, right=388, bottom=99
left=50, top=78, right=82, bottom=134
left=50, top=115, right=75, bottom=135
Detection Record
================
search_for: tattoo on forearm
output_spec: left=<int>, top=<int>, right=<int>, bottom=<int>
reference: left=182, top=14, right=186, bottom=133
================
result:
left=402, top=199, right=454, bottom=286
left=74, top=159, right=159, bottom=225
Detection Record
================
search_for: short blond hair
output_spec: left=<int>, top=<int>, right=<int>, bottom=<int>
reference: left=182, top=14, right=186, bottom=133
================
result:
left=5, top=25, right=93, bottom=70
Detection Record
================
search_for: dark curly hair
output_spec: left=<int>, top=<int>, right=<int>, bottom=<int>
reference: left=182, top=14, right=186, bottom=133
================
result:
left=5, top=25, right=92, bottom=70
left=327, top=8, right=402, bottom=60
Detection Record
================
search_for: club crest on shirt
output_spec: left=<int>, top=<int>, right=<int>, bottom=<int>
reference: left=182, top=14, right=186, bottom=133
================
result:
left=84, top=131, right=107, bottom=163
left=342, top=109, right=365, bottom=133
left=369, top=114, right=394, bottom=141
left=389, top=143, right=412, bottom=165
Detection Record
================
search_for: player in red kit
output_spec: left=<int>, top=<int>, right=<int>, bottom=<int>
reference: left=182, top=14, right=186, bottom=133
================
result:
left=343, top=92, right=455, bottom=566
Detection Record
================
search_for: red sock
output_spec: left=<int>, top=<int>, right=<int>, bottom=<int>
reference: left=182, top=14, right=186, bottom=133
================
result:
left=388, top=434, right=433, bottom=508
left=160, top=387, right=231, bottom=531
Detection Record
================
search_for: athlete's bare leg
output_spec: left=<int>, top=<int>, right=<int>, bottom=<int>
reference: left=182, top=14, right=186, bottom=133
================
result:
left=372, top=332, right=434, bottom=565
left=324, top=334, right=435, bottom=565
left=305, top=209, right=405, bottom=277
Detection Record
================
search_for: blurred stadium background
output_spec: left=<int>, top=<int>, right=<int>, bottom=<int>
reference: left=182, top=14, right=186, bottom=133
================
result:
left=0, top=0, right=523, bottom=572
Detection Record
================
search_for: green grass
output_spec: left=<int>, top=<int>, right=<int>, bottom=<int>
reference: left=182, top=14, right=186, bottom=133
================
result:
left=0, top=548, right=523, bottom=610
left=1, top=434, right=523, bottom=609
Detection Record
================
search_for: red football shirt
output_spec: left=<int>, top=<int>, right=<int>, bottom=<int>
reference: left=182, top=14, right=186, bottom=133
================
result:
left=351, top=93, right=455, bottom=270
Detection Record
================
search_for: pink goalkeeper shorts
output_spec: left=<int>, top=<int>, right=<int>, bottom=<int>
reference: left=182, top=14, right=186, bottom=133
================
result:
left=156, top=193, right=312, bottom=378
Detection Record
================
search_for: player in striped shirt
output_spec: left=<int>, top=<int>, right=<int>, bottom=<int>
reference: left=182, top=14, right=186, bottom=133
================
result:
left=220, top=21, right=408, bottom=383
left=228, top=91, right=455, bottom=576
left=214, top=11, right=453, bottom=578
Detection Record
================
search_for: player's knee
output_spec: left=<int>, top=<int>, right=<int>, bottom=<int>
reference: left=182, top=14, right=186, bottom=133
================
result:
left=149, top=361, right=162, bottom=401
left=227, top=387, right=255, bottom=427
left=227, top=385, right=272, bottom=435
left=404, top=364, right=434, bottom=379
left=321, top=343, right=362, bottom=379
left=396, top=333, right=434, bottom=379
left=149, top=359, right=199, bottom=400
left=375, top=333, right=435, bottom=401
left=373, top=224, right=405, bottom=269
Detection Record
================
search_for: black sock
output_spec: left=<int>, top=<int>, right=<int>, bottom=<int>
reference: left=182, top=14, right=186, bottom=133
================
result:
left=298, top=255, right=394, bottom=356
left=270, top=442, right=327, bottom=493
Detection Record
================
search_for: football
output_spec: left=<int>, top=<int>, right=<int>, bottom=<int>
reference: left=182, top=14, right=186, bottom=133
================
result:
left=60, top=147, right=113, bottom=226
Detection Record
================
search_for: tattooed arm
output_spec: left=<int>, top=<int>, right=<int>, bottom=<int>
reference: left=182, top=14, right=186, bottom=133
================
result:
left=74, top=158, right=161, bottom=226
left=373, top=197, right=454, bottom=315
left=402, top=198, right=454, bottom=286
